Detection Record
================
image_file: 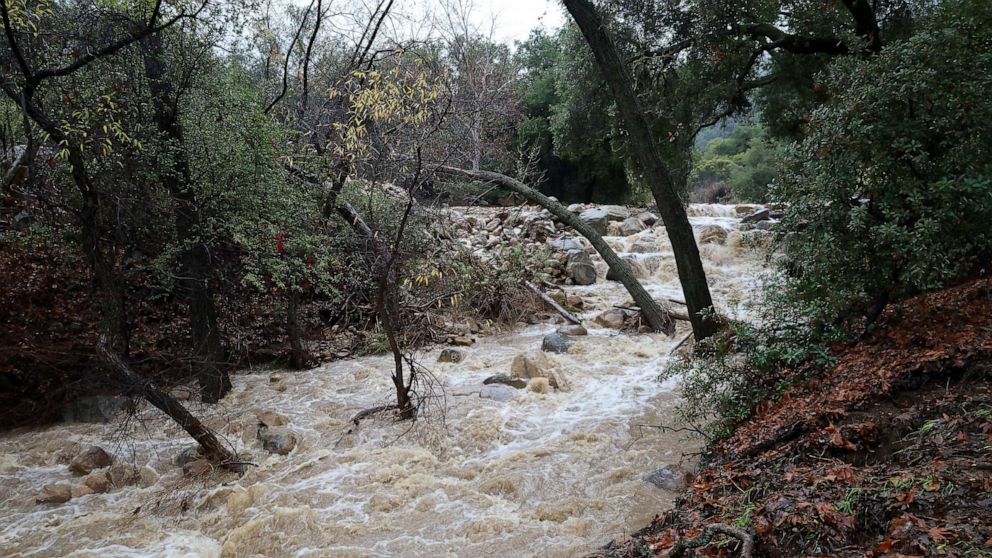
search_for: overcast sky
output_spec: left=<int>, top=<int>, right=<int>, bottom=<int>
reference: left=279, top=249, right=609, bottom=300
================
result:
left=468, top=0, right=566, bottom=44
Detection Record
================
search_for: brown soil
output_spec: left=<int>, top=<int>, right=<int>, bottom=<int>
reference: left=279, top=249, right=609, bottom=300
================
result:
left=607, top=277, right=992, bottom=557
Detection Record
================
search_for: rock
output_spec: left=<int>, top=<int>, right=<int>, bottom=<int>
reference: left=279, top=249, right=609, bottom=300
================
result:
left=565, top=250, right=597, bottom=285
left=36, top=484, right=72, bottom=504
left=741, top=208, right=770, bottom=223
left=84, top=473, right=111, bottom=494
left=566, top=203, right=583, bottom=213
left=72, top=485, right=95, bottom=498
left=606, top=222, right=624, bottom=236
left=606, top=257, right=648, bottom=281
left=483, top=375, right=528, bottom=389
left=594, top=309, right=628, bottom=329
left=565, top=294, right=583, bottom=308
left=699, top=224, right=728, bottom=245
left=69, top=446, right=113, bottom=476
left=509, top=351, right=565, bottom=390
left=451, top=336, right=475, bottom=347
left=754, top=220, right=778, bottom=231
left=636, top=211, right=659, bottom=226
left=438, top=348, right=464, bottom=363
left=644, top=465, right=691, bottom=491
left=182, top=459, right=213, bottom=476
left=541, top=332, right=572, bottom=354
left=548, top=238, right=583, bottom=252
left=107, top=464, right=140, bottom=487
left=59, top=395, right=128, bottom=423
left=603, top=205, right=630, bottom=221
left=257, top=425, right=298, bottom=455
left=256, top=410, right=289, bottom=427
left=578, top=208, right=609, bottom=235
left=619, top=217, right=647, bottom=236
left=556, top=324, right=588, bottom=336
left=629, top=240, right=658, bottom=254
left=174, top=445, right=204, bottom=468
left=479, top=384, right=517, bottom=402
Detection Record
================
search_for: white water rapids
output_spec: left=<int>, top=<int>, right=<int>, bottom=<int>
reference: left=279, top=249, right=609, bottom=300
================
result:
left=0, top=204, right=768, bottom=558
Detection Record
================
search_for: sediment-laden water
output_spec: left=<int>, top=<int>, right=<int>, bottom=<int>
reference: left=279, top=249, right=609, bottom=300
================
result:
left=0, top=204, right=768, bottom=558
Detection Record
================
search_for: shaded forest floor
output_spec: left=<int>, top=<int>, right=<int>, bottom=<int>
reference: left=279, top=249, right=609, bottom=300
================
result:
left=607, top=277, right=992, bottom=557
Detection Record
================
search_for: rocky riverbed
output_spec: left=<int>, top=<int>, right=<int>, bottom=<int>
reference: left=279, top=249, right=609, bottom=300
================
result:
left=0, top=203, right=774, bottom=558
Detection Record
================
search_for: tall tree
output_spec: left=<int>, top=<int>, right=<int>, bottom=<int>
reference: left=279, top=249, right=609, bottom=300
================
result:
left=562, top=0, right=718, bottom=341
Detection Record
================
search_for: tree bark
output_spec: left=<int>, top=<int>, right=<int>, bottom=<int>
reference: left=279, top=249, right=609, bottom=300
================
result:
left=437, top=165, right=675, bottom=335
left=141, top=34, right=230, bottom=402
left=562, top=0, right=718, bottom=342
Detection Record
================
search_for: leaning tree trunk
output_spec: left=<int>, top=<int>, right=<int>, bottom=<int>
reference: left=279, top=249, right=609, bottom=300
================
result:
left=141, top=34, right=231, bottom=402
left=562, top=0, right=718, bottom=342
left=437, top=166, right=675, bottom=335
left=96, top=336, right=244, bottom=474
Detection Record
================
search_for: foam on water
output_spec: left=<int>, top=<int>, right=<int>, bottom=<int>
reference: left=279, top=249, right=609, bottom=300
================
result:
left=0, top=209, right=769, bottom=558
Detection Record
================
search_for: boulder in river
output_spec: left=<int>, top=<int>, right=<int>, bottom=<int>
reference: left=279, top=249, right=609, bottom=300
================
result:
left=602, top=205, right=630, bottom=221
left=256, top=410, right=289, bottom=427
left=451, top=336, right=475, bottom=347
left=557, top=324, right=588, bottom=336
left=483, top=375, right=528, bottom=389
left=606, top=256, right=648, bottom=281
left=741, top=208, right=770, bottom=223
left=541, top=332, right=572, bottom=354
left=438, top=348, right=464, bottom=363
left=174, top=445, right=204, bottom=468
left=479, top=384, right=517, bottom=402
left=548, top=238, right=583, bottom=252
left=644, top=465, right=692, bottom=491
left=510, top=351, right=567, bottom=390
left=619, top=217, right=647, bottom=236
left=84, top=472, right=111, bottom=493
left=636, top=211, right=660, bottom=226
left=699, top=225, right=728, bottom=245
left=565, top=250, right=597, bottom=285
left=69, top=446, right=113, bottom=476
left=36, top=484, right=72, bottom=504
left=594, top=308, right=631, bottom=329
left=578, top=208, right=609, bottom=235
left=258, top=425, right=298, bottom=455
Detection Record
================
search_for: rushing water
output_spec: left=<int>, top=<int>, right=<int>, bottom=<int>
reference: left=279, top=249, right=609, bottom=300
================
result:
left=0, top=204, right=768, bottom=558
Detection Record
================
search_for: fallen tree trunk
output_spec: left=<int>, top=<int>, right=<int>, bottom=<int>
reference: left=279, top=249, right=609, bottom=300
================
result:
left=437, top=166, right=675, bottom=335
left=524, top=280, right=581, bottom=325
left=96, top=336, right=245, bottom=474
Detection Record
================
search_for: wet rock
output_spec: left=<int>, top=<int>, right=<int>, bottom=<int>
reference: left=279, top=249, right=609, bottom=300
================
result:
left=565, top=294, right=584, bottom=308
left=69, top=446, right=113, bottom=476
left=483, top=375, right=528, bottom=389
left=59, top=395, right=128, bottom=423
left=107, top=464, right=140, bottom=487
left=699, top=225, right=728, bottom=245
left=451, top=336, right=475, bottom=347
left=754, top=220, right=778, bottom=231
left=183, top=459, right=213, bottom=476
left=566, top=203, right=583, bottom=213
left=606, top=257, right=648, bottom=281
left=36, top=484, right=71, bottom=504
left=565, top=250, right=597, bottom=285
left=257, top=425, right=298, bottom=455
left=594, top=309, right=628, bottom=329
left=256, top=410, right=289, bottom=427
left=578, top=208, right=609, bottom=235
left=619, top=217, right=647, bottom=236
left=84, top=472, right=111, bottom=494
left=510, top=351, right=566, bottom=390
left=72, top=485, right=95, bottom=498
left=174, top=445, right=204, bottom=468
left=636, top=211, right=660, bottom=226
left=438, top=348, right=464, bottom=363
left=644, top=465, right=691, bottom=491
left=629, top=240, right=658, bottom=254
left=741, top=208, right=770, bottom=223
left=603, top=205, right=630, bottom=221
left=557, top=324, right=588, bottom=336
left=548, top=238, right=583, bottom=252
left=541, top=332, right=572, bottom=354
left=479, top=384, right=517, bottom=402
